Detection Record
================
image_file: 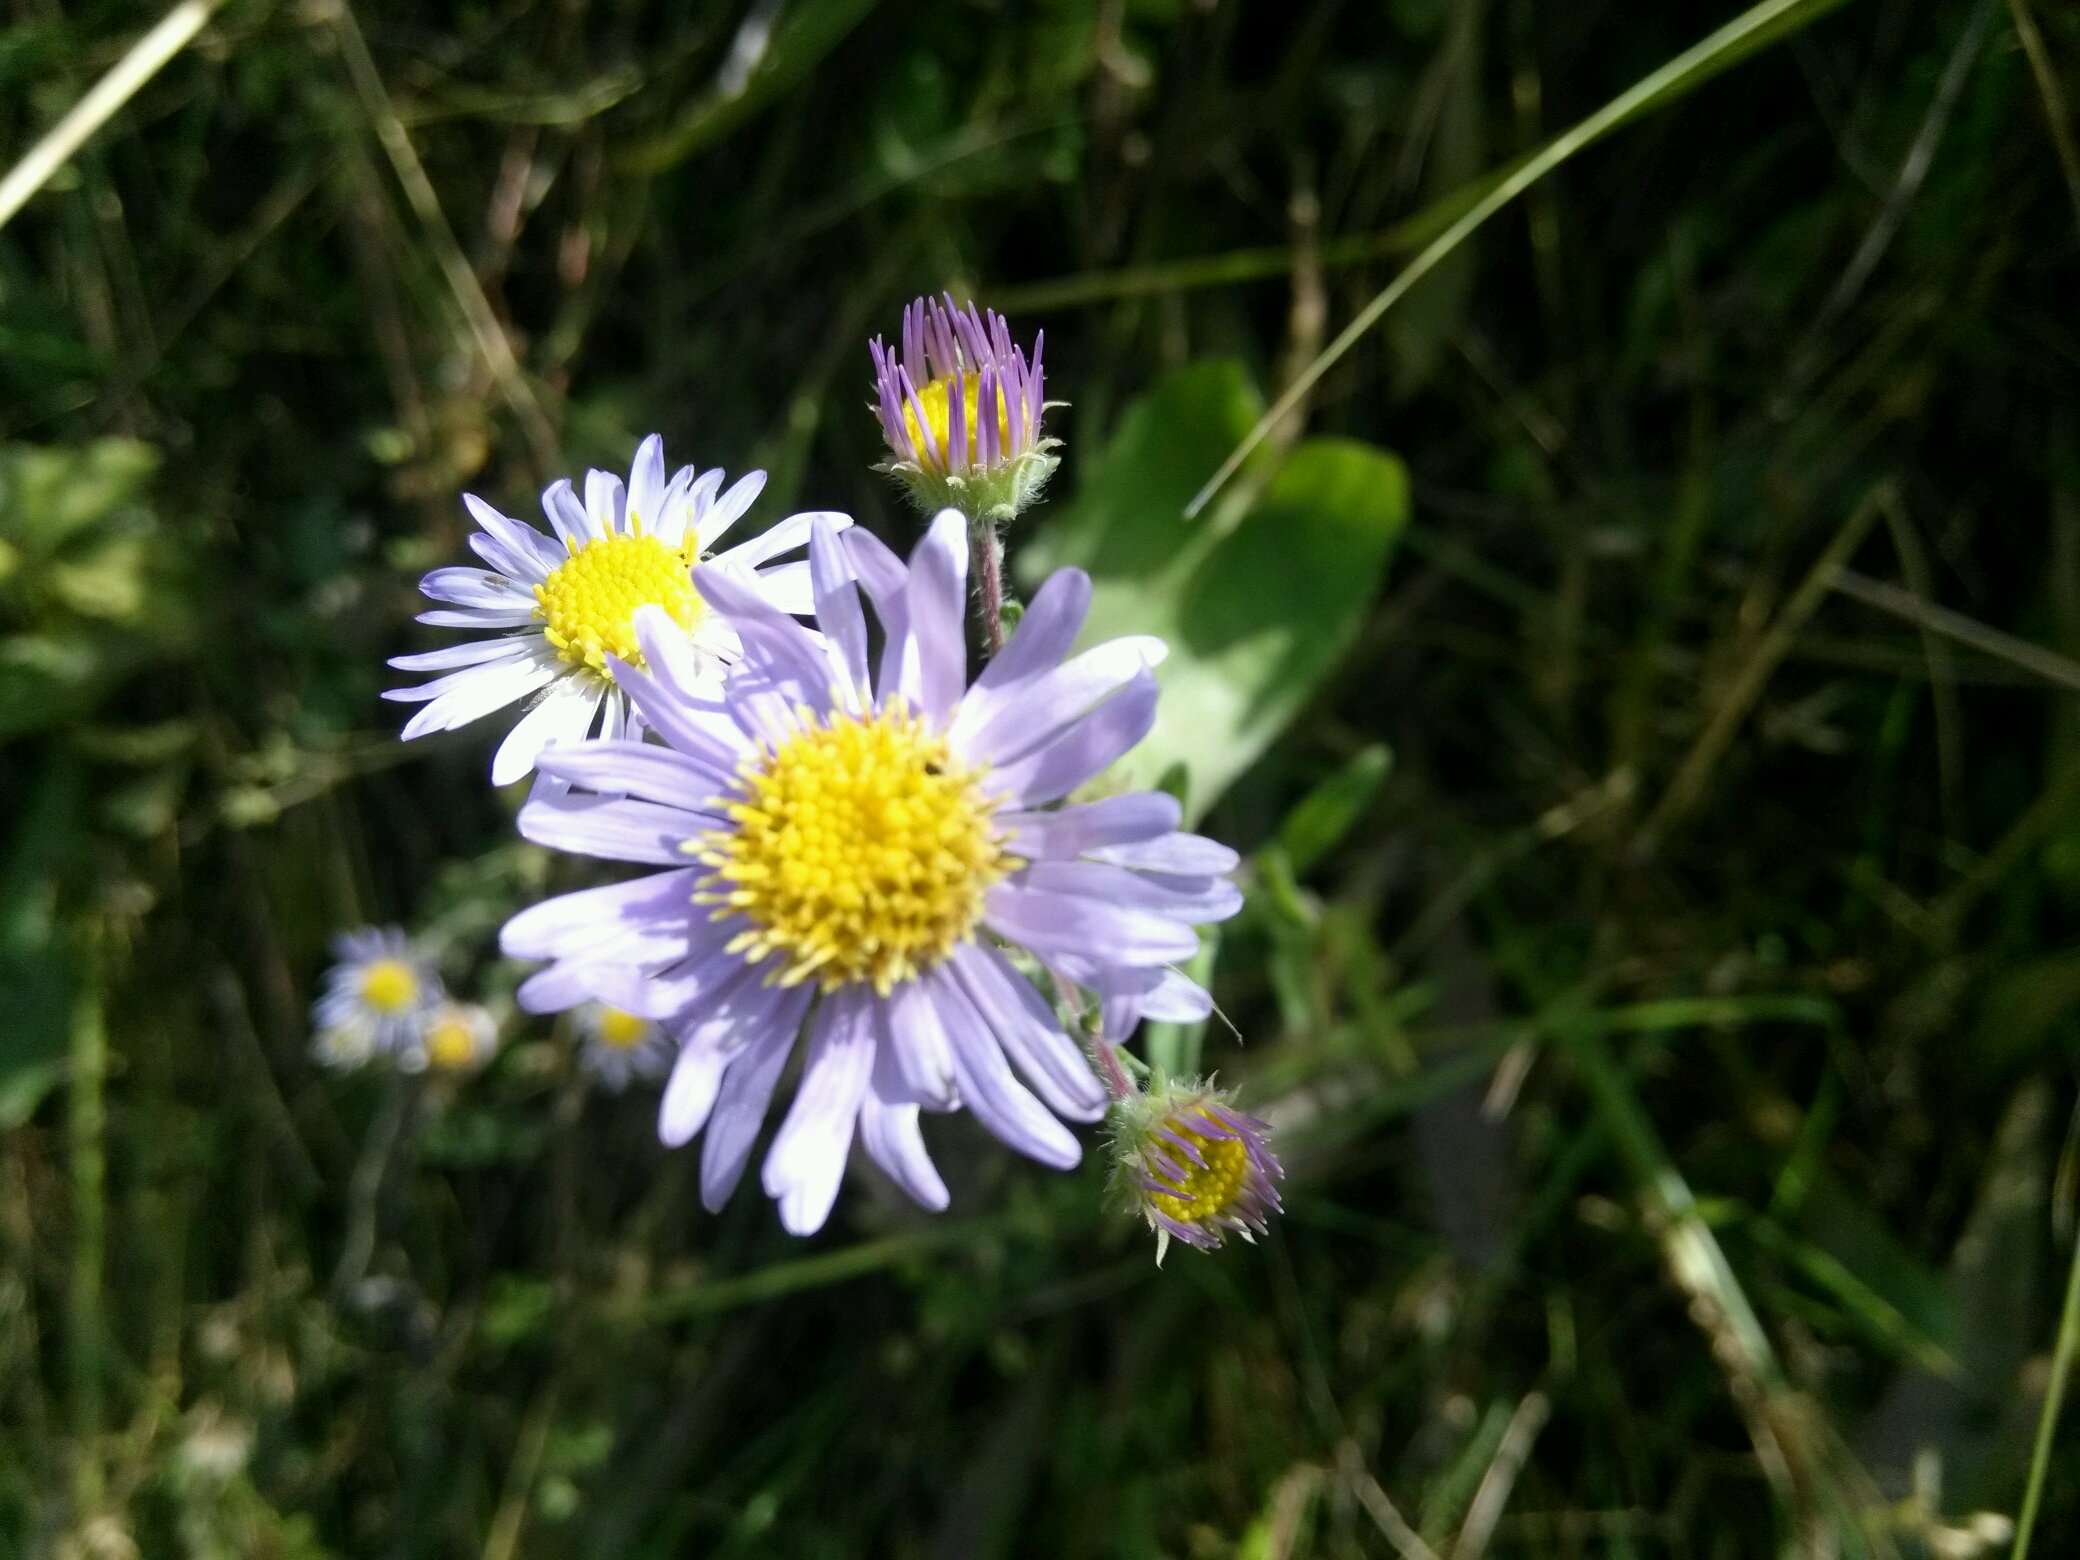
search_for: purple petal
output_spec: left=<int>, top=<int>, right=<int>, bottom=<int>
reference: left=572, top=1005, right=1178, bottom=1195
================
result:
left=659, top=1042, right=726, bottom=1147
left=859, top=1088, right=950, bottom=1212
left=884, top=976, right=958, bottom=1110
left=693, top=562, right=840, bottom=713
left=698, top=986, right=813, bottom=1210
left=983, top=882, right=1199, bottom=966
left=839, top=528, right=914, bottom=702
left=534, top=739, right=733, bottom=810
left=987, top=670, right=1159, bottom=807
left=927, top=968, right=1082, bottom=1170
left=518, top=792, right=705, bottom=865
left=500, top=868, right=702, bottom=960
left=1015, top=859, right=1241, bottom=924
left=1000, top=793, right=1180, bottom=860
left=904, top=511, right=969, bottom=718
left=950, top=945, right=1106, bottom=1121
left=1089, top=833, right=1242, bottom=876
left=762, top=990, right=875, bottom=1233
left=808, top=516, right=870, bottom=708
left=951, top=636, right=1167, bottom=767
left=972, top=568, right=1089, bottom=695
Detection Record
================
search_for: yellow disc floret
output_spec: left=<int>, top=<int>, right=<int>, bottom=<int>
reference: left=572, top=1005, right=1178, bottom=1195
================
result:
left=1145, top=1122, right=1250, bottom=1228
left=596, top=1008, right=653, bottom=1050
left=535, top=530, right=704, bottom=675
left=360, top=959, right=420, bottom=1014
left=694, top=703, right=1015, bottom=994
left=902, top=376, right=1013, bottom=475
left=426, top=1014, right=480, bottom=1071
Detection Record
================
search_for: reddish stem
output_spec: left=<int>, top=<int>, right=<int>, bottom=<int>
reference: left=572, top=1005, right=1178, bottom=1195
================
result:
left=971, top=518, right=1007, bottom=657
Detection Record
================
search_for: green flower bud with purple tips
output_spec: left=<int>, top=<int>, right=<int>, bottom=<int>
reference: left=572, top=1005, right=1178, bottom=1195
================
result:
left=870, top=294, right=1060, bottom=524
left=1111, top=1079, right=1284, bottom=1263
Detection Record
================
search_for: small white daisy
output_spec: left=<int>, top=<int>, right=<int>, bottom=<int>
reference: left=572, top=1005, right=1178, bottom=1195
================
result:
left=575, top=1003, right=674, bottom=1093
left=385, top=435, right=848, bottom=785
left=416, top=1001, right=500, bottom=1075
left=310, top=1017, right=379, bottom=1072
left=310, top=927, right=441, bottom=1062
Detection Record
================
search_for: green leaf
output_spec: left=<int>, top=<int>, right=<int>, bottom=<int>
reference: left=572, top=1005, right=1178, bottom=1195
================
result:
left=1025, top=362, right=1408, bottom=822
left=1277, top=744, right=1393, bottom=875
left=0, top=947, right=68, bottom=1129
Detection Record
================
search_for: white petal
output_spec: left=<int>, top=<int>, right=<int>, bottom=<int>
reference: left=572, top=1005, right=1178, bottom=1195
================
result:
left=399, top=655, right=560, bottom=738
left=627, top=435, right=666, bottom=529
left=695, top=471, right=769, bottom=552
left=389, top=636, right=535, bottom=674
left=491, top=680, right=604, bottom=786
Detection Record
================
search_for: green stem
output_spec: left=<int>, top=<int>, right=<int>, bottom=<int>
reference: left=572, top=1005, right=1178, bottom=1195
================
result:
left=2014, top=1216, right=2080, bottom=1560
left=68, top=932, right=106, bottom=1516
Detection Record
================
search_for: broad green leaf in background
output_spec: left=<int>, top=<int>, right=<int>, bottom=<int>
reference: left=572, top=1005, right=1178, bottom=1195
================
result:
left=0, top=439, right=187, bottom=743
left=1022, top=361, right=1408, bottom=822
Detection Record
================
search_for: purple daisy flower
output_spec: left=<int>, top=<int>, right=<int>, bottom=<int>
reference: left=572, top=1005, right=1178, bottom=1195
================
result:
left=498, top=511, right=1240, bottom=1233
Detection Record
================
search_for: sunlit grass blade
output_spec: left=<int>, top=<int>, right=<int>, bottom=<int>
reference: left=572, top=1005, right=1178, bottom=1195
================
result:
left=2013, top=1220, right=2080, bottom=1560
left=1184, top=0, right=1856, bottom=519
left=0, top=1, right=225, bottom=233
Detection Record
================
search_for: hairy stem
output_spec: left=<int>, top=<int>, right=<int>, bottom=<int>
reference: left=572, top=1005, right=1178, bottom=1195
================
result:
left=970, top=516, right=1007, bottom=657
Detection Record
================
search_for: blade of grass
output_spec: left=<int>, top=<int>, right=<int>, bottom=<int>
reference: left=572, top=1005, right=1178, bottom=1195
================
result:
left=327, top=1, right=561, bottom=474
left=2012, top=1215, right=2080, bottom=1560
left=1452, top=1390, right=1551, bottom=1560
left=1637, top=482, right=1891, bottom=853
left=639, top=1222, right=990, bottom=1321
left=1557, top=1010, right=1834, bottom=1537
left=1830, top=569, right=2080, bottom=696
left=0, top=0, right=225, bottom=233
left=1185, top=0, right=1857, bottom=518
left=2005, top=0, right=2080, bottom=243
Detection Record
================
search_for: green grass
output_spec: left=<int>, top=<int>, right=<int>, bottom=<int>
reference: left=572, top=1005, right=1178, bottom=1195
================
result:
left=4, top=0, right=2080, bottom=1553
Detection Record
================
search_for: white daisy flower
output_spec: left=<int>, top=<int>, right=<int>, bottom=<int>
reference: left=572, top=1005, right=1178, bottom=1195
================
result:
left=310, top=1017, right=380, bottom=1072
left=417, top=1001, right=500, bottom=1075
left=574, top=1003, right=675, bottom=1093
left=385, top=435, right=847, bottom=785
left=309, top=927, right=441, bottom=1063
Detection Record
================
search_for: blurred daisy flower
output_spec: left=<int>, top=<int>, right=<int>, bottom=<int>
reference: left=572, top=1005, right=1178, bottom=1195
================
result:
left=870, top=295, right=1057, bottom=524
left=310, top=927, right=440, bottom=1065
left=499, top=512, right=1240, bottom=1234
left=386, top=435, right=847, bottom=785
left=418, top=1001, right=499, bottom=1075
left=1111, top=1081, right=1283, bottom=1263
left=575, top=1003, right=674, bottom=1092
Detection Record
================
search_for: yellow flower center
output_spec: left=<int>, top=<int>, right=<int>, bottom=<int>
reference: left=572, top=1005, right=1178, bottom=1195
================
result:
left=534, top=530, right=704, bottom=675
left=1146, top=1120, right=1250, bottom=1227
left=901, top=376, right=1013, bottom=475
left=360, top=959, right=419, bottom=1014
left=595, top=1008, right=653, bottom=1050
left=694, top=703, right=1015, bottom=995
left=425, top=1013, right=480, bottom=1071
